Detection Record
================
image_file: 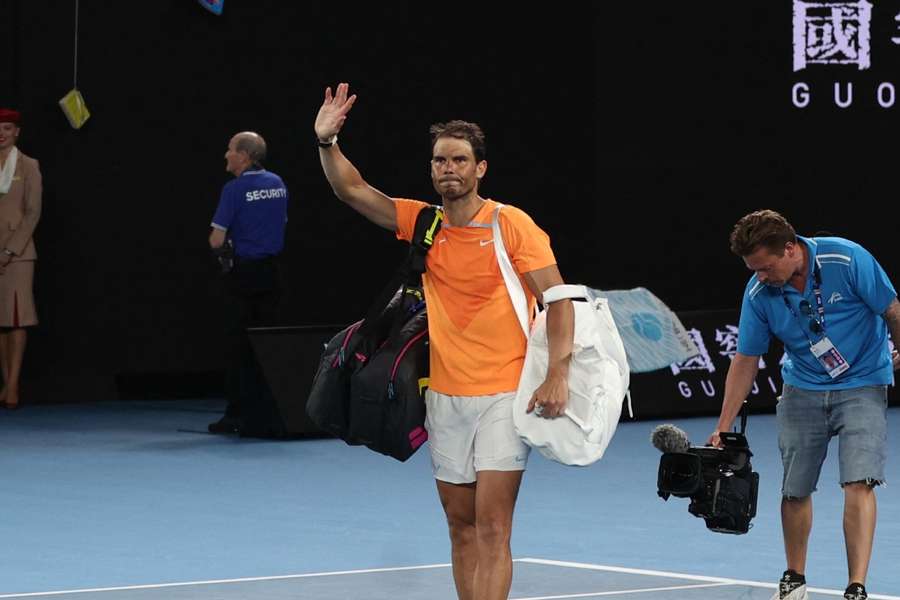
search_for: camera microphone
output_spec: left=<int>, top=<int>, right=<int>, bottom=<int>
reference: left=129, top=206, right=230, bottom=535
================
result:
left=650, top=424, right=691, bottom=454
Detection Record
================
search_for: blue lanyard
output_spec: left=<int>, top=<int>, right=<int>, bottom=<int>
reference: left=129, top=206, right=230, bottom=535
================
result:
left=781, top=262, right=826, bottom=344
left=811, top=263, right=825, bottom=327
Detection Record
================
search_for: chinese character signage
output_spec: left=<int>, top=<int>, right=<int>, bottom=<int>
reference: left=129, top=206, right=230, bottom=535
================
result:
left=630, top=310, right=785, bottom=419
left=793, top=1, right=873, bottom=71
left=791, top=0, right=900, bottom=109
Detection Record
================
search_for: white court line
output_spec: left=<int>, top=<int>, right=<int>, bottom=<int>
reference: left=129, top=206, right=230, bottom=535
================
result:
left=519, top=558, right=900, bottom=600
left=510, top=582, right=731, bottom=600
left=0, top=563, right=451, bottom=598
left=2, top=558, right=898, bottom=600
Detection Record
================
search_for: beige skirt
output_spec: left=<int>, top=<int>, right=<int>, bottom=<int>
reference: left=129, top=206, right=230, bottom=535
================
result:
left=0, top=260, right=38, bottom=327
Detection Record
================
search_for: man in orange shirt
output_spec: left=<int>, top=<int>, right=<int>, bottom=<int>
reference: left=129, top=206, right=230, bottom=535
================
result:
left=315, top=83, right=574, bottom=600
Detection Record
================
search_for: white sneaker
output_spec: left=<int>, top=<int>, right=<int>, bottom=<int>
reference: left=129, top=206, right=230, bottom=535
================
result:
left=770, top=570, right=809, bottom=600
left=768, top=586, right=808, bottom=600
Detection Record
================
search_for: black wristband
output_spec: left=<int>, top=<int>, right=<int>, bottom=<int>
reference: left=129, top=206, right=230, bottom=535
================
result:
left=317, top=134, right=337, bottom=148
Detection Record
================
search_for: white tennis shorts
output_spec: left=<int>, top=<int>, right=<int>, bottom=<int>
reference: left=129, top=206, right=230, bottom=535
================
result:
left=424, top=389, right=530, bottom=484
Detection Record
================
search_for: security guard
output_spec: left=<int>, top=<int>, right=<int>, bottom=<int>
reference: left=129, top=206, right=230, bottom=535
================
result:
left=208, top=131, right=288, bottom=433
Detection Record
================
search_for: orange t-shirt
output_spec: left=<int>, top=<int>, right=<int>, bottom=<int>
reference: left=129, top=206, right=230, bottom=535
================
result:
left=395, top=198, right=556, bottom=396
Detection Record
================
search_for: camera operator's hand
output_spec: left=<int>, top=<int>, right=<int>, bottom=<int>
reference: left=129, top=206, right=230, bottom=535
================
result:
left=707, top=431, right=723, bottom=448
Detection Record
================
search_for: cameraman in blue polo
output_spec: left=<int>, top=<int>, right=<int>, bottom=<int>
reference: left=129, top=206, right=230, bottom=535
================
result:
left=709, top=210, right=900, bottom=600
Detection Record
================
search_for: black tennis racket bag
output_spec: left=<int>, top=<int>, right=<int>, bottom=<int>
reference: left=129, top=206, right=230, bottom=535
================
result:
left=306, top=207, right=442, bottom=461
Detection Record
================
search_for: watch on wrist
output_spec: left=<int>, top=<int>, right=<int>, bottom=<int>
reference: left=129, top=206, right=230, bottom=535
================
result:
left=317, top=134, right=338, bottom=148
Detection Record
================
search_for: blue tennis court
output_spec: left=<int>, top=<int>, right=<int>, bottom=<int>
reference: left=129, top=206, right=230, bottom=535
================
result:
left=1, top=400, right=897, bottom=599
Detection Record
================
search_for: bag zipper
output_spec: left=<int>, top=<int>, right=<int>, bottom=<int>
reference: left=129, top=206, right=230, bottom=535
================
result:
left=333, top=320, right=363, bottom=368
left=387, top=329, right=428, bottom=398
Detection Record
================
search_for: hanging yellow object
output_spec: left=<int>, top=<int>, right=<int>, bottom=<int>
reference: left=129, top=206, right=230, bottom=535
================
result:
left=58, top=88, right=90, bottom=129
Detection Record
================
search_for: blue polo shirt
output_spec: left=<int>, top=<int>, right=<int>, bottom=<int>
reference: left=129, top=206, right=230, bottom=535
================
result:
left=211, top=169, right=288, bottom=259
left=737, top=236, right=896, bottom=390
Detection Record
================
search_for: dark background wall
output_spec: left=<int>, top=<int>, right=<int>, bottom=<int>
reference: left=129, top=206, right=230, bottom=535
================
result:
left=2, top=1, right=897, bottom=401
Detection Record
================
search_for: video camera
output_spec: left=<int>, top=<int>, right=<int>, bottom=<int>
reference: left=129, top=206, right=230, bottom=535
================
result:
left=652, top=424, right=759, bottom=534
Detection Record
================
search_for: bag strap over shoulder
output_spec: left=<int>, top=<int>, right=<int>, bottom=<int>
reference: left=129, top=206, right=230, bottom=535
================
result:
left=359, top=205, right=443, bottom=336
left=491, top=205, right=530, bottom=339
left=491, top=206, right=592, bottom=315
left=409, top=205, right=444, bottom=276
left=491, top=206, right=583, bottom=335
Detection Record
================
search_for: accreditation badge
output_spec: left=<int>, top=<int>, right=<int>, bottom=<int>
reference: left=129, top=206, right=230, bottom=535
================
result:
left=810, top=336, right=850, bottom=378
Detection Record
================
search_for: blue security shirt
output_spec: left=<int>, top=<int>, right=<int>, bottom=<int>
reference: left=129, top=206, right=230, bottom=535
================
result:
left=211, top=169, right=288, bottom=259
left=737, top=236, right=896, bottom=390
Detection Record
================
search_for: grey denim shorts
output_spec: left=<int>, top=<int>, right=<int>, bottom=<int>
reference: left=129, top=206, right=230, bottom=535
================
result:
left=776, top=384, right=888, bottom=498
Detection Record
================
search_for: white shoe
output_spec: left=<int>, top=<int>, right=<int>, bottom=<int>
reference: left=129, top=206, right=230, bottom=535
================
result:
left=769, top=584, right=808, bottom=600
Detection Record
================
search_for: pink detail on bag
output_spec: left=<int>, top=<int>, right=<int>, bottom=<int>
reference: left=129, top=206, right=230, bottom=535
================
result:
left=331, top=321, right=363, bottom=368
left=390, top=330, right=428, bottom=381
left=409, top=426, right=428, bottom=450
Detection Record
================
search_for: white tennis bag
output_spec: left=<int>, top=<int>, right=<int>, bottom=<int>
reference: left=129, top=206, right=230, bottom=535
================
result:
left=492, top=206, right=630, bottom=466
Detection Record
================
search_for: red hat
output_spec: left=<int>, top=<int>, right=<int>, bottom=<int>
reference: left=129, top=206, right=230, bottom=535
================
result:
left=0, top=108, right=21, bottom=125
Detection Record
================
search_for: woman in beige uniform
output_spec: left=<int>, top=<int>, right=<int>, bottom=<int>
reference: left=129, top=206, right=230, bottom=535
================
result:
left=0, top=108, right=41, bottom=409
